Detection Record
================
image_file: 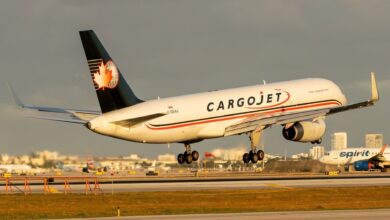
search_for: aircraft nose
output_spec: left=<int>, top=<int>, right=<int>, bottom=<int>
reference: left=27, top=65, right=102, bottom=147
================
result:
left=340, top=93, right=347, bottom=106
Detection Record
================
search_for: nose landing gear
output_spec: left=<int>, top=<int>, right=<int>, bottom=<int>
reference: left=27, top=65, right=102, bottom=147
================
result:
left=311, top=138, right=322, bottom=145
left=177, top=143, right=199, bottom=164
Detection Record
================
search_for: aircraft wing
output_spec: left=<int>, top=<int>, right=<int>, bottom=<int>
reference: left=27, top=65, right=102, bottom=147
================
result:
left=8, top=85, right=100, bottom=124
left=328, top=72, right=379, bottom=115
left=225, top=72, right=379, bottom=136
left=368, top=144, right=388, bottom=162
left=225, top=109, right=328, bottom=136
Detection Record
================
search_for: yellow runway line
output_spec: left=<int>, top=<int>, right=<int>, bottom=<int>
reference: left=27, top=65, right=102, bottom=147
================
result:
left=264, top=183, right=293, bottom=189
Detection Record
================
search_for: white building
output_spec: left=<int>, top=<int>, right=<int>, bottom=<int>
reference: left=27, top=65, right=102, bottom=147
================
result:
left=157, top=154, right=177, bottom=165
left=291, top=153, right=309, bottom=160
left=211, top=146, right=247, bottom=161
left=365, top=134, right=383, bottom=148
left=36, top=150, right=59, bottom=161
left=0, top=154, right=10, bottom=164
left=331, top=132, right=347, bottom=150
left=310, top=146, right=325, bottom=160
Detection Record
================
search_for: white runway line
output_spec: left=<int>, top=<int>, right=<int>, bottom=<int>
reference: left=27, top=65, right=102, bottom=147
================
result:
left=54, top=209, right=390, bottom=220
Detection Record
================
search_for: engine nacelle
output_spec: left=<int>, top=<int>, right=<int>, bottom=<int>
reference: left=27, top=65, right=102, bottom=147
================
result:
left=354, top=161, right=375, bottom=171
left=282, top=119, right=326, bottom=143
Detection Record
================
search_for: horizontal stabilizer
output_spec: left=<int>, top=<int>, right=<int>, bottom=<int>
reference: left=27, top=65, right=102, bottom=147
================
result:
left=111, top=113, right=167, bottom=127
left=29, top=116, right=87, bottom=124
left=7, top=84, right=100, bottom=123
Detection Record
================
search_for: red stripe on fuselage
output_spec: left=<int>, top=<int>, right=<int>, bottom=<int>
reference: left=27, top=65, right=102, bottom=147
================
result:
left=145, top=101, right=340, bottom=130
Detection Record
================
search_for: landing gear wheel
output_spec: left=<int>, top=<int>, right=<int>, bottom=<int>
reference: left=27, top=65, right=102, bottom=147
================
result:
left=311, top=138, right=323, bottom=144
left=257, top=150, right=265, bottom=161
left=243, top=153, right=250, bottom=164
left=177, top=154, right=185, bottom=165
left=191, top=151, right=199, bottom=161
left=185, top=153, right=193, bottom=164
left=251, top=153, right=259, bottom=163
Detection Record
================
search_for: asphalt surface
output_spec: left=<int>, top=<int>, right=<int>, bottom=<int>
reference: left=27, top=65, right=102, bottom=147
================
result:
left=55, top=209, right=390, bottom=220
left=4, top=176, right=389, bottom=193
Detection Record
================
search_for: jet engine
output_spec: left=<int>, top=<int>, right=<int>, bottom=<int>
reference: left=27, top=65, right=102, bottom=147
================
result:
left=282, top=119, right=326, bottom=143
left=354, top=161, right=375, bottom=171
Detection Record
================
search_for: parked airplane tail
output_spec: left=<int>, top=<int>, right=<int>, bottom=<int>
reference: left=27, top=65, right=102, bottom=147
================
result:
left=79, top=30, right=143, bottom=113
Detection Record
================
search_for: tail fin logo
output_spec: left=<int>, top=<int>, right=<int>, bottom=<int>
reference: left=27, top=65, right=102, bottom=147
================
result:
left=93, top=60, right=119, bottom=90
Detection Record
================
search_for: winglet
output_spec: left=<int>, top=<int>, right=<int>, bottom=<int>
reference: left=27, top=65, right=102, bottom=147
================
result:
left=380, top=144, right=388, bottom=154
left=6, top=84, right=24, bottom=108
left=370, top=72, right=379, bottom=102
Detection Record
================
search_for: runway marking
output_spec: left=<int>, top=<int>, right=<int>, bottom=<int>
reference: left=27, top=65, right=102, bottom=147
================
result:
left=264, top=183, right=293, bottom=189
left=48, top=186, right=60, bottom=193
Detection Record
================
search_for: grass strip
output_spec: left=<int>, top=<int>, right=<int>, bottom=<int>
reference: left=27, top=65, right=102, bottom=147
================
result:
left=0, top=186, right=389, bottom=219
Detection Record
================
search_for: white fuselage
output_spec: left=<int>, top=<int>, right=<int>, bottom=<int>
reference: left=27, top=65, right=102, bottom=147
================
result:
left=88, top=78, right=347, bottom=144
left=319, top=148, right=390, bottom=165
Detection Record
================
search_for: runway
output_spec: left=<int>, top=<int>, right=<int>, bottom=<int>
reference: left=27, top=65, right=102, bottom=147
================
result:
left=56, top=209, right=390, bottom=220
left=9, top=176, right=390, bottom=193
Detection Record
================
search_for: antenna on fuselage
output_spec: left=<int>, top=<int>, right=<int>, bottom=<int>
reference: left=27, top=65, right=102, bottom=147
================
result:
left=263, top=80, right=267, bottom=85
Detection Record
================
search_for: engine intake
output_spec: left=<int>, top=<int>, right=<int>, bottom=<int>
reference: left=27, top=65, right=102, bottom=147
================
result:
left=282, top=119, right=326, bottom=143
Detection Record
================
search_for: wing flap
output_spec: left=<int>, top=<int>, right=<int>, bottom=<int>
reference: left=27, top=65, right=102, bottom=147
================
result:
left=225, top=109, right=329, bottom=136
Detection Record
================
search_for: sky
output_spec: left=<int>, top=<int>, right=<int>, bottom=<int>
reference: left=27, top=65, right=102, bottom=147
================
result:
left=0, top=0, right=389, bottom=158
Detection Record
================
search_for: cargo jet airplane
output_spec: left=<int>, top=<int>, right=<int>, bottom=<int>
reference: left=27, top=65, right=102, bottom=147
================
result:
left=10, top=30, right=380, bottom=165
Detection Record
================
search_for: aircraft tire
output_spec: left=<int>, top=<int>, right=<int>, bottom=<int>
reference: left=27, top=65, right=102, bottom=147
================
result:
left=243, top=153, right=250, bottom=164
left=192, top=151, right=199, bottom=161
left=257, top=150, right=265, bottom=161
left=177, top=154, right=185, bottom=164
left=185, top=153, right=193, bottom=164
left=251, top=153, right=259, bottom=163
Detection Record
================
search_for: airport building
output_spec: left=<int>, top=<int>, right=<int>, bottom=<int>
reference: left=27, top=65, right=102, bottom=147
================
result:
left=310, top=146, right=325, bottom=160
left=291, top=153, right=309, bottom=160
left=365, top=134, right=383, bottom=148
left=331, top=132, right=347, bottom=150
left=211, top=146, right=247, bottom=161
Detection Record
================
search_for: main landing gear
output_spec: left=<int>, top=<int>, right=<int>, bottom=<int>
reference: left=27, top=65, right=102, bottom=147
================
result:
left=243, top=149, right=265, bottom=164
left=243, top=129, right=265, bottom=164
left=177, top=143, right=199, bottom=164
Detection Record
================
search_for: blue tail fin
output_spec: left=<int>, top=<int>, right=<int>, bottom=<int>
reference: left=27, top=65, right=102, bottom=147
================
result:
left=79, top=30, right=143, bottom=113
